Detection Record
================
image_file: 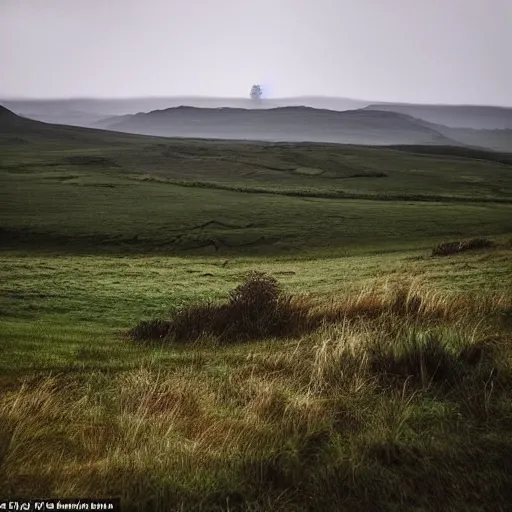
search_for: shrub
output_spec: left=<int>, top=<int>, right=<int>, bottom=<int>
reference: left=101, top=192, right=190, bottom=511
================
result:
left=432, top=238, right=494, bottom=257
left=225, top=272, right=285, bottom=340
left=229, top=272, right=282, bottom=312
left=167, top=301, right=225, bottom=342
left=130, top=272, right=316, bottom=344
left=128, top=319, right=171, bottom=342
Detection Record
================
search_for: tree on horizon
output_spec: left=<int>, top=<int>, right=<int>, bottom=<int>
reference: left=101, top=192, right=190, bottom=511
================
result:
left=250, top=84, right=263, bottom=101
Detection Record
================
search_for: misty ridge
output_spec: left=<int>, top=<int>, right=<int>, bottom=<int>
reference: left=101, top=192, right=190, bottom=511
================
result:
left=2, top=97, right=366, bottom=128
left=97, top=106, right=456, bottom=147
left=3, top=95, right=512, bottom=152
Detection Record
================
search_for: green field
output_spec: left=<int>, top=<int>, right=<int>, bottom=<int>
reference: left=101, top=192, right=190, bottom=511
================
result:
left=1, top=112, right=512, bottom=510
left=2, top=115, right=512, bottom=255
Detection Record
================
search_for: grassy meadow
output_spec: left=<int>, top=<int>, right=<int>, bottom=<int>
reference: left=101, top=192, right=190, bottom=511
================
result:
left=1, top=114, right=512, bottom=510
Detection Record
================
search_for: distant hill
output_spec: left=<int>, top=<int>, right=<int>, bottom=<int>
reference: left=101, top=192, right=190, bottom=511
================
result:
left=101, top=106, right=460, bottom=146
left=367, top=103, right=512, bottom=130
left=3, top=101, right=511, bottom=152
left=4, top=96, right=512, bottom=143
left=1, top=96, right=367, bottom=128
left=0, top=103, right=85, bottom=137
left=365, top=106, right=512, bottom=152
left=0, top=103, right=161, bottom=147
left=0, top=104, right=34, bottom=133
left=0, top=104, right=17, bottom=119
left=431, top=126, right=512, bottom=153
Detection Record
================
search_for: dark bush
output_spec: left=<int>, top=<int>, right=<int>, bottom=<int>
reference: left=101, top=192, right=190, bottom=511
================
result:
left=432, top=238, right=494, bottom=257
left=167, top=301, right=229, bottom=342
left=229, top=272, right=282, bottom=311
left=349, top=171, right=388, bottom=178
left=128, top=319, right=172, bottom=342
left=225, top=272, right=285, bottom=340
left=130, top=272, right=317, bottom=344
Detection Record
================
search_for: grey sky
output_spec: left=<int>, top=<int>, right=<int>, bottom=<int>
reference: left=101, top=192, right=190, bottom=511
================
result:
left=1, top=0, right=511, bottom=105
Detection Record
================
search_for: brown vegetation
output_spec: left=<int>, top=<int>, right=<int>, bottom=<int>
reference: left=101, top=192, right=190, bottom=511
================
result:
left=432, top=238, right=495, bottom=257
left=130, top=273, right=508, bottom=345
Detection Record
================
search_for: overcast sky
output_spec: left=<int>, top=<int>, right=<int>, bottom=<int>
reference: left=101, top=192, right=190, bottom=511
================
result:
left=1, top=0, right=511, bottom=105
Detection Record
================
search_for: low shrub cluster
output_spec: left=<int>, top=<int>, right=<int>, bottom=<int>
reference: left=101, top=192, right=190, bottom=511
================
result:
left=129, top=272, right=318, bottom=343
left=432, top=238, right=494, bottom=257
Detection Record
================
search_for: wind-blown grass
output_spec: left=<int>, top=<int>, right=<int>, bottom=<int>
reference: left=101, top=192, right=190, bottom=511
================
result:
left=2, top=282, right=511, bottom=511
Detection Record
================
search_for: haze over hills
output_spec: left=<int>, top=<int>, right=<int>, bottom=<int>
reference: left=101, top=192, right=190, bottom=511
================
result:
left=365, top=106, right=512, bottom=152
left=3, top=100, right=512, bottom=151
left=2, top=96, right=512, bottom=152
left=0, top=103, right=89, bottom=137
left=366, top=103, right=512, bottom=130
left=4, top=95, right=512, bottom=132
left=100, top=106, right=459, bottom=147
left=1, top=96, right=367, bottom=128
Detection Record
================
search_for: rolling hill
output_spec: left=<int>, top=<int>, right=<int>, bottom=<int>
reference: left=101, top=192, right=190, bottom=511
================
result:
left=0, top=104, right=166, bottom=147
left=100, top=106, right=460, bottom=146
left=0, top=103, right=27, bottom=126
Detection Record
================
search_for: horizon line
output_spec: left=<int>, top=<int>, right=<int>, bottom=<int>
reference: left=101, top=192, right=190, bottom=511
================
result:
left=1, top=95, right=512, bottom=109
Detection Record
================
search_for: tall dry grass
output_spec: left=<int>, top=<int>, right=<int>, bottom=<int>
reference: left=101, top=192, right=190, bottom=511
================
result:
left=130, top=274, right=511, bottom=346
left=1, top=282, right=512, bottom=510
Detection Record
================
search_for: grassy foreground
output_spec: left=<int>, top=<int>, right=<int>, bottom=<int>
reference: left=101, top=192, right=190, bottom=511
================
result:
left=1, top=248, right=512, bottom=511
